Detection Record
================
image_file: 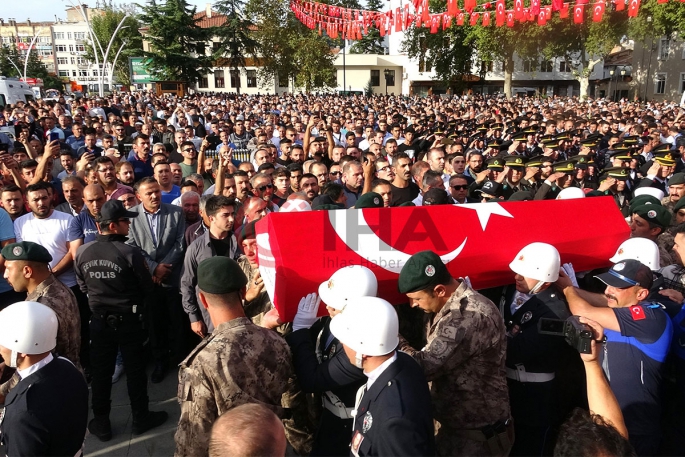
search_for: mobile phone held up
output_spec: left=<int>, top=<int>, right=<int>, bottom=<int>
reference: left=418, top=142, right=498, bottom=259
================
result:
left=49, top=132, right=60, bottom=143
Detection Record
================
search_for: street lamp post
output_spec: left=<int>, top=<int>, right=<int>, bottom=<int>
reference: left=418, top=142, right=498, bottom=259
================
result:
left=618, top=66, right=626, bottom=101
left=609, top=68, right=614, bottom=100
left=22, top=26, right=48, bottom=81
left=384, top=68, right=391, bottom=96
left=6, top=57, right=22, bottom=78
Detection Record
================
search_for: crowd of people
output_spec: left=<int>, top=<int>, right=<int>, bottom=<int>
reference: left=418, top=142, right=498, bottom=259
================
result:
left=0, top=91, right=684, bottom=457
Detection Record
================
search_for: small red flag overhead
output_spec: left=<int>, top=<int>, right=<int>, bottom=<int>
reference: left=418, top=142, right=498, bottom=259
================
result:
left=506, top=10, right=515, bottom=26
left=465, top=0, right=477, bottom=12
left=421, top=0, right=430, bottom=23
left=628, top=0, right=641, bottom=16
left=530, top=0, right=541, bottom=15
left=443, top=13, right=452, bottom=29
left=482, top=11, right=491, bottom=25
left=430, top=13, right=441, bottom=32
left=457, top=12, right=465, bottom=25
left=615, top=0, right=625, bottom=10
left=447, top=0, right=459, bottom=16
left=574, top=4, right=584, bottom=23
left=496, top=0, right=506, bottom=25
left=560, top=3, right=570, bottom=18
left=395, top=7, right=403, bottom=32
left=514, top=0, right=524, bottom=19
left=538, top=7, right=548, bottom=24
left=592, top=2, right=605, bottom=21
left=470, top=12, right=480, bottom=25
left=552, top=0, right=563, bottom=10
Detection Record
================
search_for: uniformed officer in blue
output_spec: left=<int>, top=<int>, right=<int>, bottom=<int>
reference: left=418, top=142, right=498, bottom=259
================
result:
left=556, top=259, right=673, bottom=456
left=495, top=242, right=582, bottom=456
left=329, top=296, right=436, bottom=457
left=74, top=199, right=168, bottom=441
left=285, top=266, right=375, bottom=456
left=0, top=301, right=88, bottom=456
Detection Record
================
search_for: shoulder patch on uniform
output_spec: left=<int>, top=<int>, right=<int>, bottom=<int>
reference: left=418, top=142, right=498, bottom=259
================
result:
left=630, top=305, right=646, bottom=321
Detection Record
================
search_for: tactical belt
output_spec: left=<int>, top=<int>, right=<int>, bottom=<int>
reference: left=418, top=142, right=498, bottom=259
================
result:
left=452, top=418, right=514, bottom=456
left=506, top=365, right=555, bottom=383
left=322, top=391, right=354, bottom=419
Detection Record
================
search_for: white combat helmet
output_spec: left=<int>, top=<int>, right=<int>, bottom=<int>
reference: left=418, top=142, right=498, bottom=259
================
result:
left=329, top=297, right=398, bottom=368
left=633, top=187, right=665, bottom=202
left=0, top=301, right=58, bottom=368
left=318, top=265, right=378, bottom=311
left=509, top=242, right=561, bottom=294
left=609, top=238, right=660, bottom=271
left=556, top=187, right=586, bottom=200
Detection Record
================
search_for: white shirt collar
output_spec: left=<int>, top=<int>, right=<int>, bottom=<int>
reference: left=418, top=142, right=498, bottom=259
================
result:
left=364, top=352, right=397, bottom=390
left=17, top=353, right=54, bottom=380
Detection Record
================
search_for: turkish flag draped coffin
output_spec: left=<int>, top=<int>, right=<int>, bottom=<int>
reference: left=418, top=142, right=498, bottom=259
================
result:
left=256, top=197, right=630, bottom=322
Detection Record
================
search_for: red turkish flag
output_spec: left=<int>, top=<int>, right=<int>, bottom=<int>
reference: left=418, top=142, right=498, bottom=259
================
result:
left=552, top=0, right=563, bottom=10
left=421, top=0, right=430, bottom=23
left=506, top=11, right=515, bottom=26
left=257, top=198, right=629, bottom=322
left=482, top=11, right=491, bottom=25
left=630, top=305, right=646, bottom=320
left=448, top=0, right=459, bottom=16
left=530, top=0, right=541, bottom=15
left=592, top=2, right=605, bottom=21
left=395, top=8, right=403, bottom=32
left=628, top=0, right=640, bottom=16
left=574, top=4, right=584, bottom=23
left=465, top=0, right=477, bottom=12
left=560, top=3, right=570, bottom=18
left=443, top=13, right=453, bottom=29
left=430, top=13, right=441, bottom=32
left=470, top=12, right=480, bottom=25
left=538, top=8, right=548, bottom=24
left=457, top=12, right=465, bottom=25
left=514, top=0, right=524, bottom=19
left=496, top=0, right=506, bottom=25
left=615, top=0, right=625, bottom=10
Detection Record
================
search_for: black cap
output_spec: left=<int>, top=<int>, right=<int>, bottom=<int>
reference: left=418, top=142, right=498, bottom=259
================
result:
left=197, top=257, right=248, bottom=294
left=1, top=241, right=52, bottom=263
left=477, top=180, right=503, bottom=197
left=595, top=259, right=648, bottom=288
left=98, top=200, right=138, bottom=223
left=423, top=188, right=451, bottom=206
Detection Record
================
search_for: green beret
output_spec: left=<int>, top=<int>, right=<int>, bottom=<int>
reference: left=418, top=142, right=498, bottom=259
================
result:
left=1, top=241, right=52, bottom=263
left=197, top=257, right=248, bottom=295
left=633, top=204, right=671, bottom=228
left=355, top=192, right=384, bottom=209
left=313, top=204, right=344, bottom=211
left=674, top=196, right=685, bottom=214
left=669, top=173, right=685, bottom=186
left=629, top=195, right=661, bottom=213
left=398, top=251, right=451, bottom=294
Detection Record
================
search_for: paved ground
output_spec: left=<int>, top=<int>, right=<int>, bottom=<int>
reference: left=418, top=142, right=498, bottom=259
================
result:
left=84, top=366, right=181, bottom=457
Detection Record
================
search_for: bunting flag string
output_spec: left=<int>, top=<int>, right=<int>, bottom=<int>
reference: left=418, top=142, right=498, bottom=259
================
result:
left=290, top=0, right=654, bottom=40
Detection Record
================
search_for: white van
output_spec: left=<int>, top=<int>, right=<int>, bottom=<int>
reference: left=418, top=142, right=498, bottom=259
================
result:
left=0, top=77, right=36, bottom=107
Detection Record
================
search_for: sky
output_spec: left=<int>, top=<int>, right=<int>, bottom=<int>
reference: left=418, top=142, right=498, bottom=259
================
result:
left=2, top=0, right=210, bottom=23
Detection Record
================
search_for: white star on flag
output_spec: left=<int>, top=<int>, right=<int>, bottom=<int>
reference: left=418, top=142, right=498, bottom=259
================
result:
left=457, top=203, right=514, bottom=231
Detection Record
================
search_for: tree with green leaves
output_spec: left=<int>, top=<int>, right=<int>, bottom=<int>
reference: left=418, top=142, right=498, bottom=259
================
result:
left=350, top=0, right=385, bottom=54
left=0, top=45, right=22, bottom=78
left=213, top=0, right=260, bottom=94
left=139, top=0, right=212, bottom=84
left=82, top=6, right=143, bottom=86
left=628, top=0, right=685, bottom=40
left=245, top=0, right=336, bottom=91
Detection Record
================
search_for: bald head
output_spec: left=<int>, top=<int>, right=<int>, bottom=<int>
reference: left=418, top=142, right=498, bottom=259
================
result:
left=83, top=184, right=106, bottom=217
left=244, top=196, right=267, bottom=222
left=208, top=403, right=286, bottom=457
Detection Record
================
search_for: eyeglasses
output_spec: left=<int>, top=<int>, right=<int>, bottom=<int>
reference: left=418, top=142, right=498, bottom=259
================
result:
left=256, top=184, right=273, bottom=192
left=451, top=185, right=469, bottom=190
left=330, top=171, right=342, bottom=176
left=183, top=148, right=196, bottom=153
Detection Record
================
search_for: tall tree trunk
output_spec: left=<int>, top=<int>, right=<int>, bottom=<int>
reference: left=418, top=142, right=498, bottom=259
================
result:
left=578, top=76, right=590, bottom=100
left=504, top=58, right=514, bottom=100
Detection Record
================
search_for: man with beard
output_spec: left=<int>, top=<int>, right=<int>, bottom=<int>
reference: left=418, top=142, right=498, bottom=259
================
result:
left=390, top=152, right=420, bottom=206
left=298, top=174, right=320, bottom=203
left=95, top=156, right=133, bottom=201
left=55, top=176, right=86, bottom=216
left=115, top=160, right=136, bottom=187
left=129, top=134, right=154, bottom=182
left=181, top=195, right=238, bottom=338
left=0, top=185, right=27, bottom=221
left=233, top=170, right=252, bottom=204
left=464, top=150, right=484, bottom=181
left=251, top=173, right=278, bottom=212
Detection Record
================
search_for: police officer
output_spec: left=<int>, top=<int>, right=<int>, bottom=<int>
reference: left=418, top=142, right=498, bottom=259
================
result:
left=285, top=265, right=375, bottom=456
left=0, top=301, right=88, bottom=456
left=398, top=251, right=512, bottom=456
left=330, top=296, right=436, bottom=457
left=499, top=243, right=581, bottom=456
left=74, top=199, right=167, bottom=441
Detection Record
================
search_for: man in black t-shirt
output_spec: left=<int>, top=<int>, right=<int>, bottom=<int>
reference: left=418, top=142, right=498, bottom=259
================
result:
left=390, top=152, right=420, bottom=206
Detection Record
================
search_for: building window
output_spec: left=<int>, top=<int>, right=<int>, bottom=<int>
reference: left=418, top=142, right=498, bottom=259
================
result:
left=77, top=57, right=87, bottom=65
left=214, top=70, right=225, bottom=88
left=522, top=60, right=534, bottom=72
left=559, top=60, right=571, bottom=72
left=72, top=70, right=77, bottom=77
left=69, top=45, right=74, bottom=52
left=75, top=44, right=85, bottom=53
left=230, top=70, right=240, bottom=88
left=370, top=70, right=380, bottom=86
left=58, top=70, right=69, bottom=77
left=385, top=69, right=395, bottom=86
left=655, top=73, right=666, bottom=94
left=74, top=32, right=86, bottom=40
left=680, top=73, right=685, bottom=94
left=247, top=70, right=257, bottom=88
left=57, top=57, right=68, bottom=65
left=55, top=45, right=67, bottom=52
left=278, top=71, right=288, bottom=87
left=199, top=76, right=208, bottom=89
left=659, top=38, right=670, bottom=60
left=196, top=43, right=206, bottom=56
left=78, top=70, right=88, bottom=77
left=540, top=60, right=553, bottom=72
left=212, top=42, right=221, bottom=53
left=53, top=32, right=64, bottom=40
left=67, top=32, right=72, bottom=40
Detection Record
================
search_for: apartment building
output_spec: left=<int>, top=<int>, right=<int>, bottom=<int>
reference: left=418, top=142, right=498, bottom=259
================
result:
left=0, top=18, right=55, bottom=73
left=633, top=34, right=685, bottom=101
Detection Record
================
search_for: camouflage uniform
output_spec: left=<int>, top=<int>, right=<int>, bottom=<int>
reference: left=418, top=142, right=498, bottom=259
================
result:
left=174, top=317, right=293, bottom=457
left=662, top=196, right=677, bottom=214
left=399, top=280, right=511, bottom=456
left=0, top=275, right=82, bottom=398
left=658, top=232, right=675, bottom=268
left=238, top=255, right=274, bottom=327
